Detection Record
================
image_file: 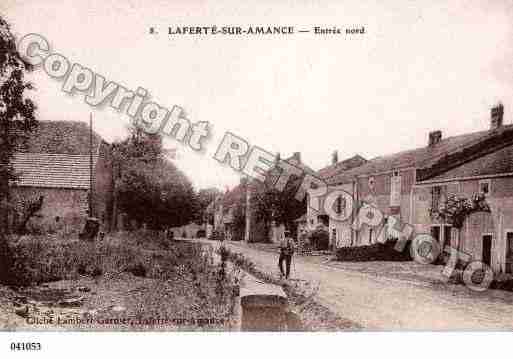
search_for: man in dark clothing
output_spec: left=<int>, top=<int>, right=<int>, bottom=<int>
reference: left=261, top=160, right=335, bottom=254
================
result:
left=278, top=230, right=294, bottom=279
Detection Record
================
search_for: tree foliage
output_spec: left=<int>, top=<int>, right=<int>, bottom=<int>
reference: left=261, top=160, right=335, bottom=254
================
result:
left=112, top=128, right=197, bottom=230
left=0, top=16, right=36, bottom=229
left=252, top=174, right=306, bottom=234
left=0, top=16, right=37, bottom=205
left=195, top=187, right=222, bottom=223
left=0, top=16, right=37, bottom=282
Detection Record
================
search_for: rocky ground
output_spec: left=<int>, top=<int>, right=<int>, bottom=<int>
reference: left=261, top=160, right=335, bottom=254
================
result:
left=1, top=272, right=236, bottom=331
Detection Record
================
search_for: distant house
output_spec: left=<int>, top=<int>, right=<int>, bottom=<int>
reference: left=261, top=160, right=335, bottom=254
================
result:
left=211, top=152, right=316, bottom=243
left=210, top=182, right=247, bottom=241
left=310, top=104, right=513, bottom=274
left=305, top=152, right=367, bottom=232
left=9, top=121, right=113, bottom=234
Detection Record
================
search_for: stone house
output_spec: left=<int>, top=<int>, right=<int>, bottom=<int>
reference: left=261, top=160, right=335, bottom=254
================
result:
left=9, top=121, right=114, bottom=234
left=309, top=104, right=513, bottom=274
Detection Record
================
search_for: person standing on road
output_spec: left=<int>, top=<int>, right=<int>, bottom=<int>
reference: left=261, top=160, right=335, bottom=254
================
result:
left=278, top=230, right=295, bottom=279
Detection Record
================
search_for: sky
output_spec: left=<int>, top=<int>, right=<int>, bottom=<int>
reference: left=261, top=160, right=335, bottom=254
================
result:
left=2, top=0, right=513, bottom=191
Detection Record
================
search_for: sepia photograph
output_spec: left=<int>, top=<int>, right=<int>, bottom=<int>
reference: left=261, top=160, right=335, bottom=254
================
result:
left=0, top=0, right=512, bottom=357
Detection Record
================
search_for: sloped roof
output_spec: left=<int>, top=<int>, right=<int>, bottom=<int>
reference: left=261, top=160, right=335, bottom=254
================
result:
left=328, top=125, right=513, bottom=185
left=19, top=120, right=103, bottom=155
left=317, top=154, right=367, bottom=179
left=12, top=152, right=98, bottom=189
left=282, top=155, right=316, bottom=176
left=424, top=143, right=513, bottom=182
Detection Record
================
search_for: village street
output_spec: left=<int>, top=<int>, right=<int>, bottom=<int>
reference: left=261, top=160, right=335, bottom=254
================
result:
left=195, top=238, right=513, bottom=330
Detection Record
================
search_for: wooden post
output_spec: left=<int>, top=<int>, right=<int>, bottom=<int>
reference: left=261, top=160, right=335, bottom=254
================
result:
left=89, top=113, right=94, bottom=218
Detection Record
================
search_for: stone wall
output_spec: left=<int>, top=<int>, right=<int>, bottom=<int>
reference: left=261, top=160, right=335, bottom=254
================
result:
left=10, top=187, right=88, bottom=234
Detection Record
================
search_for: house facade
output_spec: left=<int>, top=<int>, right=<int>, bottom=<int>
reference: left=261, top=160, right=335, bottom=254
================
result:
left=305, top=153, right=367, bottom=236
left=309, top=104, right=513, bottom=274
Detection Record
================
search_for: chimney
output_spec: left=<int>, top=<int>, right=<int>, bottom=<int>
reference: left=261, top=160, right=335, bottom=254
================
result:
left=428, top=130, right=442, bottom=147
left=331, top=150, right=338, bottom=165
left=490, top=103, right=504, bottom=130
left=292, top=152, right=301, bottom=162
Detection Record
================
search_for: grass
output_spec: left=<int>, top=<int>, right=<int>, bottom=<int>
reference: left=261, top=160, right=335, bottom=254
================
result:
left=1, top=231, right=239, bottom=330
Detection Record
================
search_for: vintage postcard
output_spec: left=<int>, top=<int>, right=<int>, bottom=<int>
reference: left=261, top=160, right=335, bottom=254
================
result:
left=0, top=0, right=512, bottom=356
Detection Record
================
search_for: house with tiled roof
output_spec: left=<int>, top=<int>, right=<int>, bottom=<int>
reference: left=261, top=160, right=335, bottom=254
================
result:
left=9, top=121, right=113, bottom=234
left=311, top=104, right=513, bottom=274
left=317, top=153, right=367, bottom=180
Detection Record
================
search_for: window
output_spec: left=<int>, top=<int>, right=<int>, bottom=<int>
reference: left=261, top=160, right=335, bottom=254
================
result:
left=507, top=232, right=513, bottom=257
left=431, top=186, right=442, bottom=210
left=479, top=180, right=491, bottom=196
left=393, top=170, right=399, bottom=177
left=368, top=176, right=375, bottom=190
left=335, top=196, right=346, bottom=215
left=507, top=232, right=513, bottom=274
left=443, top=225, right=452, bottom=246
left=332, top=228, right=337, bottom=241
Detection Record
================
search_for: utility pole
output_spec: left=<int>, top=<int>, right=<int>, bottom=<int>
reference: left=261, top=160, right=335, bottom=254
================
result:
left=89, top=113, right=94, bottom=218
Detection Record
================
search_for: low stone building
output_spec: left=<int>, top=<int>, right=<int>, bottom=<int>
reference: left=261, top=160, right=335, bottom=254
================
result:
left=9, top=121, right=114, bottom=234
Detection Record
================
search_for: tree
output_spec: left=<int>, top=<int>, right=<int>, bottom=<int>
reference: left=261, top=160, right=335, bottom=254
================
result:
left=252, top=173, right=306, bottom=237
left=0, top=16, right=37, bottom=284
left=0, top=17, right=37, bottom=208
left=194, top=187, right=222, bottom=223
left=112, top=128, right=197, bottom=230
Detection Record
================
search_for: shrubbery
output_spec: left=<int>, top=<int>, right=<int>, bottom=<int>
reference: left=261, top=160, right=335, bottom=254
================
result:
left=308, top=228, right=330, bottom=250
left=2, top=232, right=207, bottom=286
left=335, top=239, right=412, bottom=262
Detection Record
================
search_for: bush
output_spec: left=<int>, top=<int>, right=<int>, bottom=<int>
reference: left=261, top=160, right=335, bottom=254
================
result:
left=126, top=262, right=147, bottom=277
left=335, top=239, right=412, bottom=262
left=308, top=228, right=329, bottom=250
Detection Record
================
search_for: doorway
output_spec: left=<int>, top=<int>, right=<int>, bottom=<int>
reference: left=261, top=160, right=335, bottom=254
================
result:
left=482, top=234, right=492, bottom=266
left=506, top=232, right=513, bottom=274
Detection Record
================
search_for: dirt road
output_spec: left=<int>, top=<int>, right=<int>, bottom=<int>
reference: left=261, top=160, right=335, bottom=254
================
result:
left=198, top=239, right=513, bottom=330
